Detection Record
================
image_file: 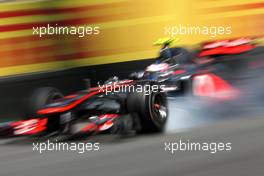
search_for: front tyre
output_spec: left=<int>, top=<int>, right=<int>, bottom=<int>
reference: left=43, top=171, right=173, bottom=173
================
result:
left=27, top=87, right=63, bottom=117
left=127, top=84, right=168, bottom=133
left=26, top=87, right=64, bottom=134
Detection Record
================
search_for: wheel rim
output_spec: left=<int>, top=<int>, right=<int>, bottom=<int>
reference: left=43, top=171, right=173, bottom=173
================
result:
left=150, top=93, right=168, bottom=127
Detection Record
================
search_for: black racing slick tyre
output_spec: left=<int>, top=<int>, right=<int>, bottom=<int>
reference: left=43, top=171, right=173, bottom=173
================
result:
left=127, top=84, right=168, bottom=133
left=27, top=87, right=63, bottom=117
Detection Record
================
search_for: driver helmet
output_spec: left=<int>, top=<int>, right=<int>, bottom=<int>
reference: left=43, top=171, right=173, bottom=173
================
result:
left=153, top=37, right=180, bottom=60
left=104, top=76, right=119, bottom=85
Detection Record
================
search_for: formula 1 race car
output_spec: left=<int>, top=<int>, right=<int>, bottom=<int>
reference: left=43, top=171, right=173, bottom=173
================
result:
left=0, top=79, right=168, bottom=140
left=131, top=37, right=264, bottom=101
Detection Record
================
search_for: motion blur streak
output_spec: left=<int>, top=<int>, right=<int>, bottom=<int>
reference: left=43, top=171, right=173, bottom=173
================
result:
left=0, top=0, right=263, bottom=76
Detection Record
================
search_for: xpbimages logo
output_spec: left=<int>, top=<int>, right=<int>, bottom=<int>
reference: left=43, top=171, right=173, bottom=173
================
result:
left=32, top=140, right=100, bottom=154
left=164, top=24, right=232, bottom=38
left=98, top=82, right=166, bottom=95
left=164, top=140, right=232, bottom=154
left=32, top=24, right=100, bottom=37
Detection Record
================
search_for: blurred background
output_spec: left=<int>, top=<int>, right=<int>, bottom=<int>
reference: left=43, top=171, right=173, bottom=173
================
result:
left=0, top=0, right=263, bottom=76
left=0, top=1, right=263, bottom=176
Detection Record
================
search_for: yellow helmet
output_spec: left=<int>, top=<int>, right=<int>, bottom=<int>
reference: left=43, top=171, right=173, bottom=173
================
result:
left=153, top=37, right=180, bottom=46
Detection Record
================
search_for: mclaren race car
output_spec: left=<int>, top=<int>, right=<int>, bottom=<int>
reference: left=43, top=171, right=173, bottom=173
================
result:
left=0, top=79, right=168, bottom=140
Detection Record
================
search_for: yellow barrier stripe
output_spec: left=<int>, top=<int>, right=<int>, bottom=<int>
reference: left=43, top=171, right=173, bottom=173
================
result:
left=0, top=14, right=175, bottom=39
left=199, top=8, right=264, bottom=19
left=198, top=0, right=263, bottom=9
left=0, top=0, right=128, bottom=11
left=1, top=45, right=78, bottom=60
left=0, top=30, right=32, bottom=39
left=55, top=0, right=128, bottom=9
left=0, top=49, right=155, bottom=77
left=0, top=7, right=128, bottom=26
left=0, top=39, right=54, bottom=51
left=100, top=15, right=175, bottom=29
